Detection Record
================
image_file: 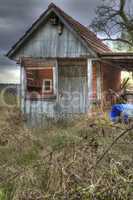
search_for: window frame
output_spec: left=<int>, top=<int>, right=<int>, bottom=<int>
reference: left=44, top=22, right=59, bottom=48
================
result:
left=42, top=79, right=53, bottom=94
left=26, top=66, right=56, bottom=100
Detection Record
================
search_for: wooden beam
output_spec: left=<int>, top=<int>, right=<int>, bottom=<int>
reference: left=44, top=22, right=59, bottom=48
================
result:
left=96, top=62, right=102, bottom=100
left=87, top=59, right=93, bottom=111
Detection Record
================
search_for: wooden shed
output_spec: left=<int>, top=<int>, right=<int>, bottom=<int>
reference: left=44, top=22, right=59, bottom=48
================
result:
left=7, top=3, right=133, bottom=124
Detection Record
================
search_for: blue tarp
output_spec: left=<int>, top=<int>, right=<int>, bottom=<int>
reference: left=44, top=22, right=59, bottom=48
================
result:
left=110, top=104, right=133, bottom=122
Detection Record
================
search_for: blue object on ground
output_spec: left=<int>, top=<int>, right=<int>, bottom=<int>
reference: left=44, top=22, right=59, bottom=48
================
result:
left=110, top=104, right=133, bottom=122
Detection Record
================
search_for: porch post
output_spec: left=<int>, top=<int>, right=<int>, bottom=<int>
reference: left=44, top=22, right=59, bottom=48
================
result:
left=20, top=65, right=27, bottom=115
left=96, top=62, right=102, bottom=100
left=53, top=60, right=58, bottom=98
left=87, top=59, right=93, bottom=111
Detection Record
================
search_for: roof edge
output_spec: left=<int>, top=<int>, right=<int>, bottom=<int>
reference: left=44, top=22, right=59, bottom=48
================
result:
left=6, top=3, right=110, bottom=59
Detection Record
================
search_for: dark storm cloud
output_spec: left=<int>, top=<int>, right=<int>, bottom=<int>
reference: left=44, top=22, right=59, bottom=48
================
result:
left=0, top=0, right=100, bottom=83
left=0, top=0, right=100, bottom=51
left=0, top=0, right=43, bottom=50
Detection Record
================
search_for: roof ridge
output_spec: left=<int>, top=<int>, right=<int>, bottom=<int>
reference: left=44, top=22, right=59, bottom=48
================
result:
left=48, top=2, right=57, bottom=9
left=50, top=3, right=111, bottom=52
left=47, top=3, right=96, bottom=37
left=53, top=5, right=95, bottom=33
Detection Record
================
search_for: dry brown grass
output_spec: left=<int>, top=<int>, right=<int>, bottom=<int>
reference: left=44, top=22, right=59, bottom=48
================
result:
left=0, top=107, right=133, bottom=200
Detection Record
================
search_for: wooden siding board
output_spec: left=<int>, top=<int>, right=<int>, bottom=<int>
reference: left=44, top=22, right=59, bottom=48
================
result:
left=96, top=62, right=102, bottom=100
left=13, top=21, right=89, bottom=60
left=21, top=58, right=89, bottom=125
left=21, top=59, right=58, bottom=124
left=58, top=60, right=87, bottom=114
left=87, top=59, right=93, bottom=110
left=21, top=66, right=27, bottom=115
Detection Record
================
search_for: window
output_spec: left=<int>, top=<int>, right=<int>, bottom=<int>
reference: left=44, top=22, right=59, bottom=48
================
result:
left=26, top=67, right=55, bottom=99
left=42, top=79, right=53, bottom=93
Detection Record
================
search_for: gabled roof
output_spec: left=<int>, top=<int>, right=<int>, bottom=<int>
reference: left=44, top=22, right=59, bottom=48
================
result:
left=7, top=3, right=111, bottom=58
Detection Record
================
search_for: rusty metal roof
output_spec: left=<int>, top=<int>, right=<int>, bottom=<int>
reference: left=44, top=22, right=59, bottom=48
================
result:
left=7, top=3, right=111, bottom=58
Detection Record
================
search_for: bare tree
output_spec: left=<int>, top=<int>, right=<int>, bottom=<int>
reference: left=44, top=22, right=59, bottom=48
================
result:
left=91, top=0, right=133, bottom=47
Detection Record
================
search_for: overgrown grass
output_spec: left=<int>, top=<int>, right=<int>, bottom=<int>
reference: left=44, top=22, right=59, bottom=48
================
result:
left=0, top=107, right=132, bottom=199
left=0, top=89, right=19, bottom=107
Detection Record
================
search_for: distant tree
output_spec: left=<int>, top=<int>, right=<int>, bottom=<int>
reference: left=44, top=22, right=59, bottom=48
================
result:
left=91, top=0, right=133, bottom=48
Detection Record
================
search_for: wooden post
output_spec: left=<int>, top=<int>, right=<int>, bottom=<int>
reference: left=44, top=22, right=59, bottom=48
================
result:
left=53, top=60, right=59, bottom=117
left=20, top=66, right=24, bottom=113
left=53, top=60, right=58, bottom=97
left=96, top=62, right=102, bottom=100
left=20, top=66, right=27, bottom=115
left=87, top=59, right=93, bottom=111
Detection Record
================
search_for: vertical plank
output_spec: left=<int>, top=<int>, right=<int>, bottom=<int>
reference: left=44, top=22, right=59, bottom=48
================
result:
left=21, top=67, right=27, bottom=115
left=14, top=21, right=89, bottom=60
left=58, top=61, right=88, bottom=115
left=87, top=59, right=93, bottom=111
left=96, top=62, right=102, bottom=100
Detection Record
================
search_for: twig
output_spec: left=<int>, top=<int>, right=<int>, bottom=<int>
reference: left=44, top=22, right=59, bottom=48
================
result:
left=102, top=38, right=133, bottom=46
left=90, top=126, right=133, bottom=170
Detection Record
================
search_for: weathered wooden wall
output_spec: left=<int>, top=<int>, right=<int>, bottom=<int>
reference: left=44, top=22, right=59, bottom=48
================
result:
left=58, top=59, right=88, bottom=114
left=13, top=15, right=104, bottom=126
left=21, top=58, right=89, bottom=126
left=20, top=58, right=123, bottom=126
left=20, top=59, right=54, bottom=127
left=13, top=20, right=92, bottom=60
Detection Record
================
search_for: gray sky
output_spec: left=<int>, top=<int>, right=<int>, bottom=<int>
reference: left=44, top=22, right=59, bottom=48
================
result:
left=0, top=0, right=100, bottom=83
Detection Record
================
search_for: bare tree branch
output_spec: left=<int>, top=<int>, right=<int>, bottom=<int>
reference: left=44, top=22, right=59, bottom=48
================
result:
left=102, top=37, right=133, bottom=45
left=90, top=125, right=133, bottom=170
left=91, top=0, right=133, bottom=48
